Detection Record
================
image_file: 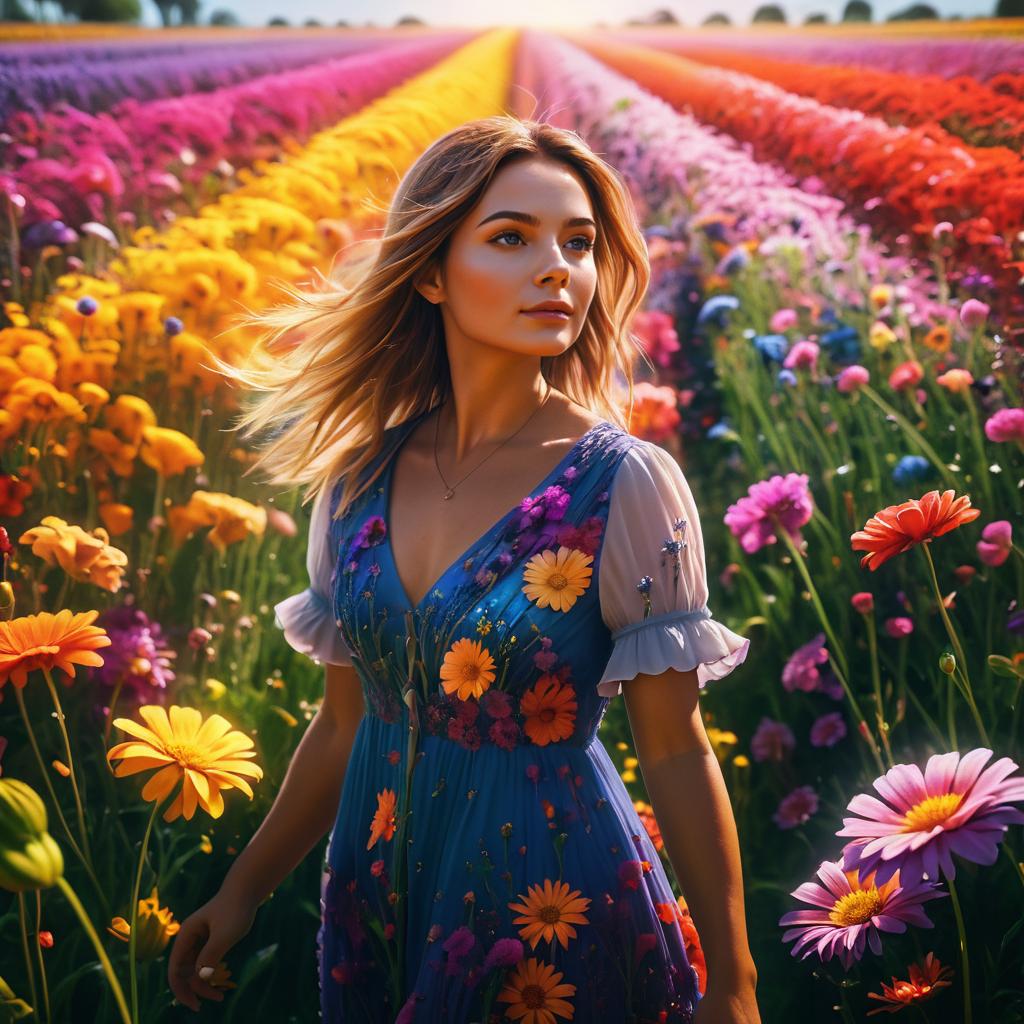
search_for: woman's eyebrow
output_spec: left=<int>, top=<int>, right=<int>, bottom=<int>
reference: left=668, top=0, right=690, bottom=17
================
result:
left=476, top=210, right=597, bottom=229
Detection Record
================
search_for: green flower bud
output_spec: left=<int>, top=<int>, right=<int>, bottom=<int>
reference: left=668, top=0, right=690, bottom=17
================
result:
left=938, top=652, right=956, bottom=676
left=0, top=778, right=64, bottom=892
left=0, top=581, right=14, bottom=621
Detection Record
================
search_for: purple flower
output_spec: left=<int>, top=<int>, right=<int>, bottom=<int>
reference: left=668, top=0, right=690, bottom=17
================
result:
left=773, top=785, right=819, bottom=829
left=750, top=717, right=796, bottom=762
left=442, top=925, right=476, bottom=960
left=76, top=296, right=98, bottom=316
left=838, top=748, right=1024, bottom=885
left=349, top=515, right=386, bottom=554
left=977, top=520, right=1012, bottom=567
left=483, top=937, right=524, bottom=971
left=91, top=605, right=176, bottom=707
left=782, top=633, right=829, bottom=693
left=164, top=316, right=184, bottom=336
left=779, top=859, right=944, bottom=970
left=810, top=712, right=847, bottom=748
left=513, top=484, right=572, bottom=556
left=724, top=473, right=814, bottom=554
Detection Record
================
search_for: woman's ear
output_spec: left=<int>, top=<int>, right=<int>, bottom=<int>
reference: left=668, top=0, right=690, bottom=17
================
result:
left=414, top=265, right=444, bottom=305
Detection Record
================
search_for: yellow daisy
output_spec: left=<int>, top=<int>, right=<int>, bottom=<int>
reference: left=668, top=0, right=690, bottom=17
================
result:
left=106, top=705, right=263, bottom=822
left=439, top=637, right=496, bottom=701
left=509, top=878, right=591, bottom=950
left=521, top=547, right=593, bottom=612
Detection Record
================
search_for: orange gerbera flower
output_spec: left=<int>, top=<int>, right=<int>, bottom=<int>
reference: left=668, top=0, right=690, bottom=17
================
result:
left=367, top=788, right=397, bottom=850
left=850, top=490, right=981, bottom=572
left=521, top=546, right=593, bottom=612
left=106, top=705, right=263, bottom=822
left=509, top=878, right=591, bottom=950
left=0, top=609, right=111, bottom=690
left=867, top=952, right=953, bottom=1015
left=439, top=637, right=496, bottom=701
left=520, top=675, right=577, bottom=746
left=496, top=956, right=576, bottom=1023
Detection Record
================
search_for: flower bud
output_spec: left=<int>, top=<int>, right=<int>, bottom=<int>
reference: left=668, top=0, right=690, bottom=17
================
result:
left=0, top=778, right=64, bottom=892
left=939, top=652, right=956, bottom=676
left=0, top=581, right=14, bottom=620
left=107, top=886, right=180, bottom=960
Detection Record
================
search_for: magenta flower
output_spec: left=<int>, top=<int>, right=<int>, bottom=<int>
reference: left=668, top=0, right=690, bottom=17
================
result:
left=770, top=308, right=798, bottom=333
left=782, top=633, right=828, bottom=693
left=850, top=592, right=874, bottom=614
left=836, top=365, right=869, bottom=394
left=724, top=472, right=814, bottom=554
left=888, top=360, right=924, bottom=392
left=483, top=937, right=524, bottom=971
left=773, top=785, right=820, bottom=829
left=838, top=749, right=1024, bottom=885
left=810, top=712, right=847, bottom=748
left=959, top=298, right=990, bottom=329
left=751, top=717, right=796, bottom=762
left=884, top=617, right=914, bottom=639
left=976, top=520, right=1012, bottom=567
left=984, top=408, right=1024, bottom=444
left=783, top=340, right=820, bottom=372
left=779, top=859, right=944, bottom=970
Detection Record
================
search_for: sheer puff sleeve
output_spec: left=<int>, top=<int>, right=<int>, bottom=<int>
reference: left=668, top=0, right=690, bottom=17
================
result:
left=272, top=482, right=354, bottom=667
left=596, top=441, right=750, bottom=698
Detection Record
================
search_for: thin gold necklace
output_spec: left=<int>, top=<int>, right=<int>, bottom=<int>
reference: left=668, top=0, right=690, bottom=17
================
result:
left=433, top=389, right=552, bottom=501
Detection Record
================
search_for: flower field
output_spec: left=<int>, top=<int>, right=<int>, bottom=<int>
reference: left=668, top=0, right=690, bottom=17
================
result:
left=1, top=19, right=1023, bottom=1023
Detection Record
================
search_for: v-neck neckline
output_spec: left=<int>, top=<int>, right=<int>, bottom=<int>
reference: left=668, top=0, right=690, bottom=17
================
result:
left=381, top=411, right=614, bottom=614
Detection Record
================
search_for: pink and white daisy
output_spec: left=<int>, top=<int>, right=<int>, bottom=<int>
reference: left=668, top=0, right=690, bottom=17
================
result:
left=838, top=748, right=1024, bottom=886
left=779, top=860, right=944, bottom=970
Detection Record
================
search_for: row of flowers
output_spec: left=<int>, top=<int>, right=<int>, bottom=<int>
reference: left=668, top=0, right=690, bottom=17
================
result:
left=3, top=34, right=466, bottom=232
left=622, top=35, right=1024, bottom=149
left=570, top=32, right=1023, bottom=309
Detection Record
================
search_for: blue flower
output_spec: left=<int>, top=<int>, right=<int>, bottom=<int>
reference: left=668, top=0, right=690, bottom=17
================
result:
left=777, top=369, right=798, bottom=388
left=707, top=420, right=736, bottom=440
left=892, top=456, right=935, bottom=485
left=164, top=316, right=184, bottom=336
left=696, top=294, right=739, bottom=329
left=753, top=333, right=788, bottom=364
left=820, top=325, right=862, bottom=365
left=76, top=296, right=98, bottom=316
left=716, top=246, right=749, bottom=276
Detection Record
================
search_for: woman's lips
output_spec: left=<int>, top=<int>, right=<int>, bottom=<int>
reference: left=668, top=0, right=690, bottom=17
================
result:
left=521, top=310, right=570, bottom=320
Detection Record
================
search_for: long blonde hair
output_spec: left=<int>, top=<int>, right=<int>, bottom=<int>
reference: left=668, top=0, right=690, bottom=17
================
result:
left=216, top=115, right=650, bottom=521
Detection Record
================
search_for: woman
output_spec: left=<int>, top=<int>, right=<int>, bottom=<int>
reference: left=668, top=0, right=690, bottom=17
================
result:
left=168, top=117, right=757, bottom=1024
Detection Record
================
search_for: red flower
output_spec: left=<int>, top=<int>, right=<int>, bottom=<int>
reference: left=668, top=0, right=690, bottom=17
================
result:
left=867, top=952, right=953, bottom=1015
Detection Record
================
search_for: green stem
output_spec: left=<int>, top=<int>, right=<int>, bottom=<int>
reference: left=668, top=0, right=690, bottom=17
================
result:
left=864, top=614, right=894, bottom=767
left=129, top=796, right=167, bottom=1024
left=946, top=875, right=971, bottom=1024
left=56, top=876, right=132, bottom=1024
left=919, top=545, right=990, bottom=746
left=34, top=889, right=51, bottom=1024
left=16, top=892, right=39, bottom=1021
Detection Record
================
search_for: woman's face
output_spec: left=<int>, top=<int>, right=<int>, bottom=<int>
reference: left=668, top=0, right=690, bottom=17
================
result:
left=416, top=154, right=599, bottom=357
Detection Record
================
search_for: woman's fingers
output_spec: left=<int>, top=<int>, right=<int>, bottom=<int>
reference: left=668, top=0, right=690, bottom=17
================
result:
left=168, top=920, right=207, bottom=1011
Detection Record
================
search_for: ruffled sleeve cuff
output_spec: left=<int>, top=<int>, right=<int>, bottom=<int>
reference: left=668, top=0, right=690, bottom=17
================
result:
left=273, top=587, right=354, bottom=667
left=596, top=605, right=750, bottom=698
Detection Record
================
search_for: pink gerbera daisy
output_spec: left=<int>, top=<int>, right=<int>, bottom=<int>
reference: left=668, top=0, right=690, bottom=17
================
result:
left=724, top=472, right=814, bottom=554
left=838, top=749, right=1024, bottom=886
left=779, top=860, right=944, bottom=970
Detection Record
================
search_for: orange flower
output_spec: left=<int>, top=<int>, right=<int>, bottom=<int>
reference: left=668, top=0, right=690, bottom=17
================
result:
left=509, top=878, right=591, bottom=950
left=139, top=425, right=204, bottom=477
left=0, top=609, right=111, bottom=690
left=367, top=788, right=397, bottom=850
left=677, top=896, right=707, bottom=995
left=19, top=516, right=128, bottom=592
left=921, top=325, right=951, bottom=352
left=867, top=952, right=953, bottom=1015
left=439, top=637, right=496, bottom=701
left=496, top=956, right=576, bottom=1023
left=521, top=546, right=593, bottom=612
left=520, top=675, right=577, bottom=746
left=850, top=490, right=981, bottom=572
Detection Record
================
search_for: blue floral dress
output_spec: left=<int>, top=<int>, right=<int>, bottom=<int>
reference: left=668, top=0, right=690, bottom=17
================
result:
left=274, top=409, right=750, bottom=1024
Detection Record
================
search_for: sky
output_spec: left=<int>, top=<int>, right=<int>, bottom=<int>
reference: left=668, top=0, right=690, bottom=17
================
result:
left=140, top=0, right=997, bottom=28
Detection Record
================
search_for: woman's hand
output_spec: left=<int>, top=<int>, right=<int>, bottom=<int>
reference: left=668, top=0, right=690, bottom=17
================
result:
left=693, top=982, right=761, bottom=1024
left=167, top=889, right=259, bottom=1012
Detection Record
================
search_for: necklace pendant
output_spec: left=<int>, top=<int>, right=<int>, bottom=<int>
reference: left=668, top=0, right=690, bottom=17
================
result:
left=443, top=488, right=455, bottom=500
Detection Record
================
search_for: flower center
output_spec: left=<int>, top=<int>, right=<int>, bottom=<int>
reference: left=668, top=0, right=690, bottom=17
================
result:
left=522, top=983, right=546, bottom=1009
left=163, top=742, right=203, bottom=769
left=461, top=664, right=480, bottom=681
left=828, top=888, right=883, bottom=926
left=548, top=572, right=568, bottom=590
left=540, top=905, right=561, bottom=924
left=902, top=792, right=962, bottom=832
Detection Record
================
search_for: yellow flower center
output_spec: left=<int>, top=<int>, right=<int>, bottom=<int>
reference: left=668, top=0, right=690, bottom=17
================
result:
left=522, top=983, right=546, bottom=1009
left=163, top=742, right=204, bottom=769
left=539, top=905, right=561, bottom=924
left=828, top=888, right=883, bottom=926
left=902, top=792, right=962, bottom=832
left=547, top=572, right=568, bottom=591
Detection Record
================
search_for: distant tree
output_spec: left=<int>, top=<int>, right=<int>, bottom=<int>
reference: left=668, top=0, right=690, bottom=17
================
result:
left=841, top=0, right=872, bottom=19
left=177, top=0, right=199, bottom=23
left=268, top=14, right=288, bottom=23
left=208, top=6, right=236, bottom=22
left=804, top=11, right=827, bottom=20
left=335, top=17, right=349, bottom=24
left=648, top=7, right=679, bottom=22
left=886, top=2, right=937, bottom=18
left=303, top=15, right=320, bottom=24
left=79, top=0, right=140, bottom=19
left=751, top=3, right=786, bottom=21
left=396, top=14, right=424, bottom=23
left=0, top=0, right=32, bottom=18
left=995, top=0, right=1024, bottom=14
left=702, top=11, right=731, bottom=23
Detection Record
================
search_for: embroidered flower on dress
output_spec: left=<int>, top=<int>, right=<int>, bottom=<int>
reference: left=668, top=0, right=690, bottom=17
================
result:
left=496, top=957, right=576, bottom=1022
left=348, top=514, right=387, bottom=557
left=521, top=546, right=594, bottom=611
left=521, top=674, right=577, bottom=746
left=509, top=878, right=592, bottom=950
left=366, top=788, right=397, bottom=850
left=440, top=637, right=496, bottom=700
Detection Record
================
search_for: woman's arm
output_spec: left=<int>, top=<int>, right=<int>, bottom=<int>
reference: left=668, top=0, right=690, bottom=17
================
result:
left=623, top=665, right=759, bottom=1009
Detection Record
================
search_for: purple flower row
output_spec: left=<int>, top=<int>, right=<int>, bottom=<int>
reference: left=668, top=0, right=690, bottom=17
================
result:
left=515, top=31, right=951, bottom=325
left=5, top=35, right=467, bottom=231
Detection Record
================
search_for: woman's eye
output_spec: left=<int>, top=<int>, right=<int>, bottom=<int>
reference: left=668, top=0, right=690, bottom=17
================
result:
left=490, top=231, right=595, bottom=252
left=492, top=230, right=523, bottom=246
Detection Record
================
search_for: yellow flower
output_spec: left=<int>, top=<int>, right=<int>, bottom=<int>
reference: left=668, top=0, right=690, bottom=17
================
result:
left=19, top=515, right=128, bottom=592
left=509, top=878, right=591, bottom=950
left=107, top=886, right=181, bottom=960
left=139, top=425, right=205, bottom=477
left=869, top=285, right=893, bottom=310
left=104, top=394, right=156, bottom=445
left=521, top=546, right=593, bottom=612
left=869, top=321, right=897, bottom=352
left=440, top=637, right=496, bottom=701
left=705, top=727, right=739, bottom=763
left=106, top=706, right=263, bottom=822
left=165, top=491, right=266, bottom=552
